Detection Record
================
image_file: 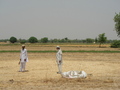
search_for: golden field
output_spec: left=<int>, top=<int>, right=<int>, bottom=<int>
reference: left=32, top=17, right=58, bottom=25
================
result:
left=0, top=44, right=120, bottom=90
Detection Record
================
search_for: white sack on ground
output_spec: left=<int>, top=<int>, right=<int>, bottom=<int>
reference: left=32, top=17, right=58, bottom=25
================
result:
left=61, top=71, right=87, bottom=78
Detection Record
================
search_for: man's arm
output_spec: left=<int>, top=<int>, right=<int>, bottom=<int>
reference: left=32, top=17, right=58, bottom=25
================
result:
left=25, top=49, right=28, bottom=62
left=18, top=59, right=21, bottom=65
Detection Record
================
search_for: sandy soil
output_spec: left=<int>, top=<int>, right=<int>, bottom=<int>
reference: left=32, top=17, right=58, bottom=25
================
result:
left=0, top=44, right=120, bottom=51
left=0, top=52, right=120, bottom=90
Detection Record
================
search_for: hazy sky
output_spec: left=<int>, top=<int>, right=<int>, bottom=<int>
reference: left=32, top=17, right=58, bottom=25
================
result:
left=0, top=0, right=120, bottom=40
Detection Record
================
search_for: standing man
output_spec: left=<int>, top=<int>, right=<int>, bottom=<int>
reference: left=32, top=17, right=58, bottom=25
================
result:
left=56, top=46, right=62, bottom=74
left=19, top=45, right=28, bottom=72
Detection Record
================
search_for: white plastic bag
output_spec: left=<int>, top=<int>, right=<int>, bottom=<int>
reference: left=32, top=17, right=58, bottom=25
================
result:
left=62, top=71, right=87, bottom=78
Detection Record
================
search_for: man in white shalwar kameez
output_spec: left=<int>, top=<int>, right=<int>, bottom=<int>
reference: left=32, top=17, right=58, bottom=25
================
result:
left=56, top=46, right=62, bottom=74
left=19, top=45, right=28, bottom=72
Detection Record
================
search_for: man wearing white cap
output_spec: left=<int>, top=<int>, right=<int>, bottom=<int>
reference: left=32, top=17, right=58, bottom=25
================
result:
left=19, top=45, right=28, bottom=72
left=56, top=46, right=62, bottom=74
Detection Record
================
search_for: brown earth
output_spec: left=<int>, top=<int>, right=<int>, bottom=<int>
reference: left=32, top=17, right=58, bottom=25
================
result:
left=0, top=44, right=119, bottom=51
left=0, top=45, right=120, bottom=90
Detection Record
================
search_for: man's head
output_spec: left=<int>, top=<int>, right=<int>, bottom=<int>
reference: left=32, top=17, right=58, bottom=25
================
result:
left=22, top=45, right=25, bottom=50
left=56, top=46, right=60, bottom=50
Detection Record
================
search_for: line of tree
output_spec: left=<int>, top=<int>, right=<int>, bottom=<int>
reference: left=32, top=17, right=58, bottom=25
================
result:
left=0, top=33, right=116, bottom=44
left=0, top=33, right=119, bottom=48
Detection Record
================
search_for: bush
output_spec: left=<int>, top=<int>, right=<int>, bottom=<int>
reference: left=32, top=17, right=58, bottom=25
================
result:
left=110, top=40, right=120, bottom=48
left=20, top=39, right=26, bottom=44
left=40, top=37, right=48, bottom=43
left=28, top=36, right=38, bottom=43
left=9, top=37, right=17, bottom=43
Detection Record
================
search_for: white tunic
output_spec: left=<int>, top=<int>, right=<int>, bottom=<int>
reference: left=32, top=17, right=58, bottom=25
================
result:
left=56, top=49, right=62, bottom=64
left=20, top=49, right=28, bottom=62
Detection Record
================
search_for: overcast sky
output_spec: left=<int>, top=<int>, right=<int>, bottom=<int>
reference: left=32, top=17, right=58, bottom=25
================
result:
left=0, top=0, right=120, bottom=40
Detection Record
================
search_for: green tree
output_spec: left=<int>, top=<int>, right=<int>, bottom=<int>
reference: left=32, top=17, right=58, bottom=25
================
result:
left=114, top=12, right=120, bottom=37
left=40, top=37, right=48, bottom=43
left=52, top=39, right=58, bottom=43
left=86, top=38, right=94, bottom=43
left=98, top=33, right=107, bottom=47
left=0, top=39, right=9, bottom=42
left=95, top=37, right=98, bottom=43
left=28, top=36, right=38, bottom=43
left=111, top=40, right=120, bottom=48
left=64, top=37, right=69, bottom=43
left=20, top=39, right=26, bottom=44
left=9, top=36, right=17, bottom=43
left=65, top=37, right=68, bottom=41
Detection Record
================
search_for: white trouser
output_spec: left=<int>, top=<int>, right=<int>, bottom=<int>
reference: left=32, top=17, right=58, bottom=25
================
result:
left=57, top=63, right=62, bottom=73
left=20, top=62, right=26, bottom=71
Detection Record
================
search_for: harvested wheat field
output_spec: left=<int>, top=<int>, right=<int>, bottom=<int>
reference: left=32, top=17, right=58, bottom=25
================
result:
left=0, top=45, right=120, bottom=90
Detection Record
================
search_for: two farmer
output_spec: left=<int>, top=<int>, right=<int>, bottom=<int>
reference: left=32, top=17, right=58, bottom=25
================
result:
left=19, top=45, right=62, bottom=74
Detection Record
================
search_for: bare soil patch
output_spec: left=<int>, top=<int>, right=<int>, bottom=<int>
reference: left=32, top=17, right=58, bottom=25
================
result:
left=0, top=44, right=119, bottom=51
left=0, top=52, right=120, bottom=90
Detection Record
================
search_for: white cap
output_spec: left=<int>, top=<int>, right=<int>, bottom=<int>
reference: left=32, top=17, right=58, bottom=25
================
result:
left=56, top=46, right=60, bottom=49
left=22, top=45, right=25, bottom=47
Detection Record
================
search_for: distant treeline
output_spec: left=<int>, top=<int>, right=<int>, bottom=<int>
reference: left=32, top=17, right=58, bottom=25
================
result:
left=0, top=37, right=118, bottom=43
left=1, top=36, right=120, bottom=48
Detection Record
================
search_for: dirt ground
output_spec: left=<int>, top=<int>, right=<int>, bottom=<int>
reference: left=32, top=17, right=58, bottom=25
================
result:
left=0, top=45, right=120, bottom=90
left=0, top=51, right=120, bottom=90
